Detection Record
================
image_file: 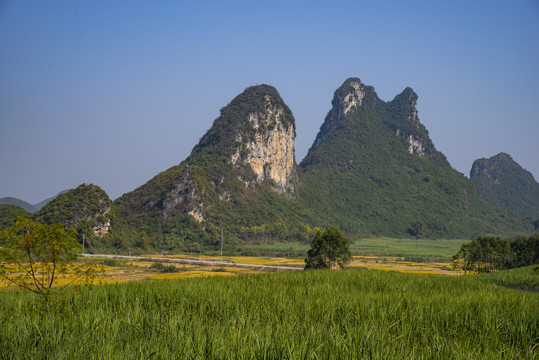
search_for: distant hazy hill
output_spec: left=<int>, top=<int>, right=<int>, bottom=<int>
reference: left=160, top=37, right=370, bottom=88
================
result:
left=0, top=197, right=36, bottom=213
left=297, top=78, right=529, bottom=238
left=0, top=190, right=70, bottom=213
left=471, top=153, right=539, bottom=218
left=33, top=189, right=70, bottom=211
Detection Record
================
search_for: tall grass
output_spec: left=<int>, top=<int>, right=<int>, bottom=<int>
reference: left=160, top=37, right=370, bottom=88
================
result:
left=0, top=270, right=537, bottom=359
left=475, top=264, right=539, bottom=291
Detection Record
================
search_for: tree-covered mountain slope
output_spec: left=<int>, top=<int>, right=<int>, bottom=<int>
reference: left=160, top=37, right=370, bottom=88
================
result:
left=297, top=78, right=530, bottom=238
left=114, top=85, right=306, bottom=245
left=33, top=184, right=113, bottom=248
left=471, top=152, right=539, bottom=218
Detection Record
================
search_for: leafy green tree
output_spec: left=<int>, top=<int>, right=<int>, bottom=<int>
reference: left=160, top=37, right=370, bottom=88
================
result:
left=305, top=226, right=352, bottom=270
left=0, top=217, right=99, bottom=306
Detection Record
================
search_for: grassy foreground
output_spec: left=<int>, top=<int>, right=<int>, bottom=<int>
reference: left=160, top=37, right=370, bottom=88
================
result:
left=0, top=270, right=537, bottom=359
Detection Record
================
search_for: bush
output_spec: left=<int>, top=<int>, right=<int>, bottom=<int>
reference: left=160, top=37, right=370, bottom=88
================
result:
left=103, top=259, right=122, bottom=267
left=162, top=265, right=180, bottom=273
left=149, top=262, right=165, bottom=271
left=149, top=262, right=180, bottom=273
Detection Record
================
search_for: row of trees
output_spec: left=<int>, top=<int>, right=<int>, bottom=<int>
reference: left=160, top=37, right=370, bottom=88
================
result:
left=452, top=234, right=538, bottom=274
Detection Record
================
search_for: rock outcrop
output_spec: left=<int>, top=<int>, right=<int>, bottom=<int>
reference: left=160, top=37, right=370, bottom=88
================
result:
left=162, top=167, right=205, bottom=221
left=229, top=93, right=296, bottom=193
left=309, top=78, right=378, bottom=152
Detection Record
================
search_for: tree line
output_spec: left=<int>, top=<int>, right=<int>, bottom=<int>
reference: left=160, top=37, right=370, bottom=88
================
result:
left=452, top=234, right=538, bottom=274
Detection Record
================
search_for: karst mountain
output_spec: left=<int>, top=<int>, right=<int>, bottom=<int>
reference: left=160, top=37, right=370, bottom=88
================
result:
left=2, top=78, right=534, bottom=246
left=113, top=78, right=531, bottom=242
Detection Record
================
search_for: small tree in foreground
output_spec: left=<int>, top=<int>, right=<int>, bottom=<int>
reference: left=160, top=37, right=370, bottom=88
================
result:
left=305, top=226, right=352, bottom=270
left=0, top=217, right=99, bottom=306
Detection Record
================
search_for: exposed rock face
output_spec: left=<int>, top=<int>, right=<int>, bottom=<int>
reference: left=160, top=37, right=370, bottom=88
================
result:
left=392, top=87, right=432, bottom=158
left=230, top=94, right=296, bottom=193
left=162, top=167, right=205, bottom=221
left=470, top=152, right=514, bottom=184
left=92, top=207, right=111, bottom=237
left=308, top=78, right=434, bottom=159
left=63, top=200, right=112, bottom=238
left=407, top=134, right=426, bottom=156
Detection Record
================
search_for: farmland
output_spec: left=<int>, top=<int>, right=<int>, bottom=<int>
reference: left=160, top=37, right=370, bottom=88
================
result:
left=0, top=268, right=537, bottom=359
left=0, top=238, right=537, bottom=359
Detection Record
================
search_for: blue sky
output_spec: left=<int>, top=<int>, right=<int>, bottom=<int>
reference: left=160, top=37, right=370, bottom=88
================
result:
left=1, top=0, right=538, bottom=203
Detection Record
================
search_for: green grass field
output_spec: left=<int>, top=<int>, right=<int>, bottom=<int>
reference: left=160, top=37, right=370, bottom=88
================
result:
left=475, top=265, right=539, bottom=291
left=243, top=237, right=467, bottom=261
left=0, top=269, right=537, bottom=359
left=350, top=237, right=467, bottom=260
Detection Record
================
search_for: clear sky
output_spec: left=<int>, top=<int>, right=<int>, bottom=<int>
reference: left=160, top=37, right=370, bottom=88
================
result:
left=1, top=0, right=538, bottom=204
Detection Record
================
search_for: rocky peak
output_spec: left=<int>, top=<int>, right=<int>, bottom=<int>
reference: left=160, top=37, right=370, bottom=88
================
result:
left=309, top=78, right=379, bottom=152
left=332, top=78, right=378, bottom=117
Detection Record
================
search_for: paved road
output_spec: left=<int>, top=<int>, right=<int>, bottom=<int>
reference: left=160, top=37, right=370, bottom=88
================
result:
left=80, top=253, right=303, bottom=272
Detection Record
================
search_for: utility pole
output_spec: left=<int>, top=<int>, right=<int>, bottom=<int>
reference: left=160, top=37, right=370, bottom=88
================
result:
left=221, top=227, right=224, bottom=263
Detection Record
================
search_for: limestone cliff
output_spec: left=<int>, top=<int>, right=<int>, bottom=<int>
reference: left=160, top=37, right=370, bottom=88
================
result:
left=116, top=84, right=298, bottom=225
left=113, top=77, right=530, bottom=243
left=229, top=94, right=297, bottom=193
left=162, top=166, right=205, bottom=221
